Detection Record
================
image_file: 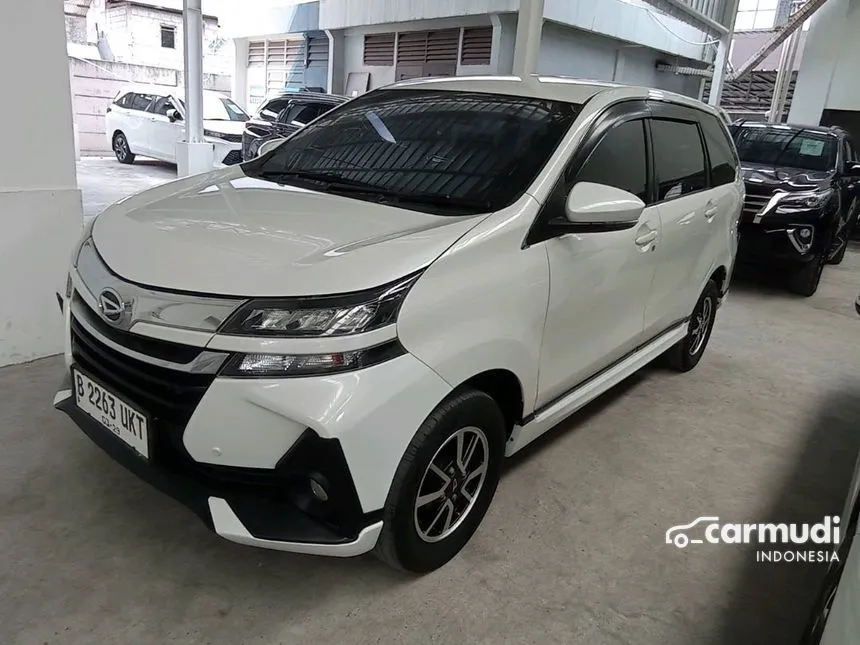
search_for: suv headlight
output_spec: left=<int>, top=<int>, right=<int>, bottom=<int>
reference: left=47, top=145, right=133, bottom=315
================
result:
left=775, top=189, right=833, bottom=214
left=204, top=129, right=229, bottom=140
left=219, top=272, right=422, bottom=337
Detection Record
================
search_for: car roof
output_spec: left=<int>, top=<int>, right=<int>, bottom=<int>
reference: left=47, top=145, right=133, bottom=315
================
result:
left=734, top=121, right=840, bottom=137
left=384, top=74, right=723, bottom=117
left=265, top=92, right=347, bottom=104
left=115, top=84, right=228, bottom=98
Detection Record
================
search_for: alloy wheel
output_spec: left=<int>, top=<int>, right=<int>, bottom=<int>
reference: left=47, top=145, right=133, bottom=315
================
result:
left=688, top=295, right=713, bottom=356
left=114, top=135, right=128, bottom=161
left=413, top=426, right=489, bottom=543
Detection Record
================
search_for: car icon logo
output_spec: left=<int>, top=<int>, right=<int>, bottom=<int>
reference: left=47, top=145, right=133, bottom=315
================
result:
left=98, top=288, right=127, bottom=325
left=665, top=517, right=720, bottom=548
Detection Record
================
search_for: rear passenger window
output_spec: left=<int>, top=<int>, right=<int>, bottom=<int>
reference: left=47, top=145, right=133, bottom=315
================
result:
left=651, top=119, right=706, bottom=201
left=114, top=93, right=134, bottom=108
left=575, top=119, right=648, bottom=202
left=700, top=114, right=738, bottom=187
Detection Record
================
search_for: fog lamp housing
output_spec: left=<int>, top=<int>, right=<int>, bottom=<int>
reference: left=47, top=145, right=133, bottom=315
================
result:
left=787, top=225, right=815, bottom=254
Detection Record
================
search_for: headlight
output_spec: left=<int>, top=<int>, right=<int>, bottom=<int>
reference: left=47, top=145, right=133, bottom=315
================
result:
left=220, top=272, right=421, bottom=337
left=71, top=218, right=97, bottom=267
left=204, top=129, right=229, bottom=140
left=220, top=340, right=406, bottom=377
left=775, top=189, right=832, bottom=214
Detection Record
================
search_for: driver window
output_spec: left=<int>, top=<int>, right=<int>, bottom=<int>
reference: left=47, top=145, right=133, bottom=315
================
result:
left=573, top=119, right=648, bottom=202
left=150, top=96, right=176, bottom=117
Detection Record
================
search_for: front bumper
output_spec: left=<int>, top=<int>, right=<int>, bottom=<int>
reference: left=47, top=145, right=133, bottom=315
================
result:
left=55, top=291, right=452, bottom=555
left=737, top=220, right=825, bottom=266
left=211, top=139, right=243, bottom=167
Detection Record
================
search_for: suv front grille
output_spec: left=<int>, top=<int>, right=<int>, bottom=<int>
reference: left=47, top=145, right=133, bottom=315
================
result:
left=71, top=316, right=214, bottom=426
left=742, top=194, right=771, bottom=220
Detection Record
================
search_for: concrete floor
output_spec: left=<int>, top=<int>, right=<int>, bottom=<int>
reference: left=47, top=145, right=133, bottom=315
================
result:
left=78, top=157, right=176, bottom=220
left=3, top=163, right=860, bottom=644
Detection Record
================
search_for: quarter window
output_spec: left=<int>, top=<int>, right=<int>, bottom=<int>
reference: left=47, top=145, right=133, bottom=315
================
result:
left=114, top=93, right=134, bottom=108
left=700, top=114, right=738, bottom=187
left=575, top=119, right=648, bottom=202
left=651, top=119, right=707, bottom=201
left=258, top=97, right=292, bottom=122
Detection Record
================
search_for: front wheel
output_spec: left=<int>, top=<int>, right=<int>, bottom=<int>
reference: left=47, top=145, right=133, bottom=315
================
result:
left=373, top=388, right=506, bottom=573
left=665, top=280, right=719, bottom=372
left=788, top=253, right=826, bottom=297
left=112, top=132, right=135, bottom=165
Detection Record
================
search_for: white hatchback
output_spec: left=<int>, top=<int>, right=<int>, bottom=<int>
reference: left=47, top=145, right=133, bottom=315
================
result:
left=58, top=76, right=741, bottom=573
left=105, top=85, right=249, bottom=167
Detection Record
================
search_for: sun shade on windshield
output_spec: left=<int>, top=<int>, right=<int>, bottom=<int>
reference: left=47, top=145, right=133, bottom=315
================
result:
left=243, top=89, right=581, bottom=214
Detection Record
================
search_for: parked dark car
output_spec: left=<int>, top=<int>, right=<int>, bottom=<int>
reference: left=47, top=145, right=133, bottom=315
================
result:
left=241, top=92, right=347, bottom=161
left=730, top=122, right=860, bottom=296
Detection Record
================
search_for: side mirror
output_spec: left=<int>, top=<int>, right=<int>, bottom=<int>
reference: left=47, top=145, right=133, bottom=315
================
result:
left=166, top=108, right=182, bottom=122
left=847, top=161, right=860, bottom=178
left=257, top=138, right=286, bottom=157
left=564, top=182, right=645, bottom=228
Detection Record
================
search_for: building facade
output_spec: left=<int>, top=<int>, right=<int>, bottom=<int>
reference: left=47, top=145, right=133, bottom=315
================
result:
left=219, top=0, right=733, bottom=113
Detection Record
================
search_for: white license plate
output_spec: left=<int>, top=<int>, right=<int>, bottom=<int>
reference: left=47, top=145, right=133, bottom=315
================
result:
left=72, top=368, right=150, bottom=459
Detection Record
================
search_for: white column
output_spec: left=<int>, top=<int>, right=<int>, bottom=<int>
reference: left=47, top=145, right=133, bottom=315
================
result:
left=512, top=0, right=544, bottom=77
left=708, top=0, right=740, bottom=107
left=231, top=38, right=249, bottom=110
left=1, top=0, right=82, bottom=366
left=177, top=0, right=213, bottom=177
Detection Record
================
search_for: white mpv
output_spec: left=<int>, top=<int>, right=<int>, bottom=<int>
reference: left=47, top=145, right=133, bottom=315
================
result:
left=105, top=85, right=249, bottom=167
left=56, top=76, right=740, bottom=572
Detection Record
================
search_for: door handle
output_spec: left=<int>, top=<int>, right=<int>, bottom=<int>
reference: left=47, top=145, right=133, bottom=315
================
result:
left=635, top=230, right=658, bottom=246
left=704, top=203, right=719, bottom=220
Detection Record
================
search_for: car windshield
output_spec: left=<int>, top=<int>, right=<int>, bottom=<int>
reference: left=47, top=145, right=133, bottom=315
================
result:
left=242, top=89, right=581, bottom=215
left=178, top=94, right=249, bottom=121
left=731, top=125, right=837, bottom=171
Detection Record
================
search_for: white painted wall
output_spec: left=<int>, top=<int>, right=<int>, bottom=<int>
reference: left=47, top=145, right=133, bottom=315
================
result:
left=1, top=0, right=83, bottom=366
left=788, top=0, right=857, bottom=125
left=321, top=0, right=518, bottom=30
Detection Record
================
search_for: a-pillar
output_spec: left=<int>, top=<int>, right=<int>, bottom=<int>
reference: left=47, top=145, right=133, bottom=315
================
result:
left=1, top=0, right=83, bottom=366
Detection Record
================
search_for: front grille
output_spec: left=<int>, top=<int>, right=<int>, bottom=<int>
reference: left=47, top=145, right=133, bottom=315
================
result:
left=73, top=294, right=202, bottom=364
left=220, top=132, right=242, bottom=143
left=742, top=194, right=771, bottom=220
left=222, top=150, right=242, bottom=165
left=71, top=316, right=213, bottom=426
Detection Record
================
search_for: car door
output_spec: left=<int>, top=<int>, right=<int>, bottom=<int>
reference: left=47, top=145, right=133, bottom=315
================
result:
left=534, top=104, right=662, bottom=408
left=642, top=107, right=714, bottom=338
left=838, top=138, right=860, bottom=236
left=125, top=92, right=157, bottom=155
left=145, top=95, right=182, bottom=162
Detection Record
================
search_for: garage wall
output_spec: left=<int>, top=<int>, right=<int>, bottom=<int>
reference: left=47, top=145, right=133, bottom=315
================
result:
left=68, top=57, right=231, bottom=154
left=537, top=22, right=702, bottom=97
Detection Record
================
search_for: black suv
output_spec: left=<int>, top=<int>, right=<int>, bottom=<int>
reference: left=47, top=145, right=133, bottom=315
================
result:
left=241, top=92, right=347, bottom=161
left=730, top=122, right=860, bottom=296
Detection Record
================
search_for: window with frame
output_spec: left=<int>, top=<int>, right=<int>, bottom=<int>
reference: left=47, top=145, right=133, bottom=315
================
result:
left=574, top=119, right=648, bottom=202
left=130, top=93, right=156, bottom=111
left=363, top=33, right=395, bottom=65
left=161, top=25, right=176, bottom=49
left=700, top=114, right=738, bottom=187
left=258, top=97, right=292, bottom=122
left=149, top=96, right=177, bottom=116
left=114, top=93, right=134, bottom=108
left=735, top=0, right=778, bottom=31
left=651, top=119, right=707, bottom=201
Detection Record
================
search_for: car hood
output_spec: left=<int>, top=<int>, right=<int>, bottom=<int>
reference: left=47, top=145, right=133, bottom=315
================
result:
left=740, top=163, right=835, bottom=193
left=203, top=120, right=246, bottom=135
left=91, top=166, right=489, bottom=297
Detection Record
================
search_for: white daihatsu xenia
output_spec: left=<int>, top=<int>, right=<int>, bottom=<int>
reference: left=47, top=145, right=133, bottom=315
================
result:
left=56, top=76, right=740, bottom=572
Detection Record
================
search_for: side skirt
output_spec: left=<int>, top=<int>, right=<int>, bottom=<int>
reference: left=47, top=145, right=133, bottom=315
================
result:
left=505, top=321, right=688, bottom=456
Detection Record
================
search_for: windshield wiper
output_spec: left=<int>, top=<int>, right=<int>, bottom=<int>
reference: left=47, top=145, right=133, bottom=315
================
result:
left=254, top=170, right=492, bottom=212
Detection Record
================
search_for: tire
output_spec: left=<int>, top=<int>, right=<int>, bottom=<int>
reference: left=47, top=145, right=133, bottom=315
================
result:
left=373, top=388, right=506, bottom=573
left=665, top=280, right=719, bottom=373
left=112, top=131, right=136, bottom=165
left=788, top=252, right=826, bottom=297
left=828, top=230, right=848, bottom=265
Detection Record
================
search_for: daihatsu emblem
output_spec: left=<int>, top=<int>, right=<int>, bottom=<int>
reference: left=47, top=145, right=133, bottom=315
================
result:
left=98, top=288, right=127, bottom=325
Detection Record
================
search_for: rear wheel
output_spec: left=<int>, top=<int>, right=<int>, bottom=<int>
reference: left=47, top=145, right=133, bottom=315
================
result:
left=112, top=132, right=135, bottom=164
left=665, top=280, right=719, bottom=372
left=373, top=388, right=505, bottom=573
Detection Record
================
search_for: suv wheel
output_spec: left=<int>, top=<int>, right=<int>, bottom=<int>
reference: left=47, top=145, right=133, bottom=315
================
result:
left=789, top=252, right=826, bottom=297
left=373, top=388, right=505, bottom=573
left=112, top=132, right=136, bottom=165
left=665, top=280, right=719, bottom=372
